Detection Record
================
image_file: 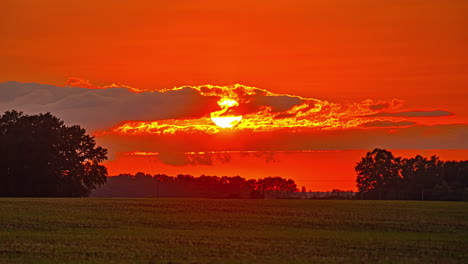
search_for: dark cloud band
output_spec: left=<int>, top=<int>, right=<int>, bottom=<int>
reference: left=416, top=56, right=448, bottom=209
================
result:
left=364, top=110, right=453, bottom=118
left=362, top=121, right=416, bottom=127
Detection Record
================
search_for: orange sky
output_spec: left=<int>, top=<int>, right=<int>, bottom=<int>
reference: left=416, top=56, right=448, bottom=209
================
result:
left=1, top=0, right=467, bottom=190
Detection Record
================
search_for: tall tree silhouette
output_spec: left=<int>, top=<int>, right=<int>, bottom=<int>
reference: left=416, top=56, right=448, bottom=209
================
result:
left=355, top=148, right=401, bottom=199
left=0, top=110, right=108, bottom=197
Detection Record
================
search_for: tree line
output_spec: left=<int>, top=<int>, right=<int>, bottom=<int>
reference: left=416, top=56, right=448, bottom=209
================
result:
left=92, top=173, right=299, bottom=198
left=356, top=148, right=468, bottom=201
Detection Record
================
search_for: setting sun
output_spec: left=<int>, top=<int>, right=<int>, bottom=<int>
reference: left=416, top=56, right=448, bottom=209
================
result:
left=211, top=116, right=243, bottom=128
left=210, top=97, right=242, bottom=128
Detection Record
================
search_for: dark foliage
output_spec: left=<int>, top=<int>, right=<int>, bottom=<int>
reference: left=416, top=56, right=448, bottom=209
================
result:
left=92, top=174, right=299, bottom=198
left=0, top=110, right=108, bottom=197
left=356, top=148, right=468, bottom=200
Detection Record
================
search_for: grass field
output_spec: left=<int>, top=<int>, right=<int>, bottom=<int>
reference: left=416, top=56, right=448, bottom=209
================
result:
left=0, top=199, right=467, bottom=264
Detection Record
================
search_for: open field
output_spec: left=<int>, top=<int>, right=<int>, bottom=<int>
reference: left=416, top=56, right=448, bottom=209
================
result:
left=0, top=199, right=467, bottom=264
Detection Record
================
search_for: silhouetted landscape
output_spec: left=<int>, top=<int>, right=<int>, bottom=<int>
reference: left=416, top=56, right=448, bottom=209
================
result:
left=92, top=174, right=298, bottom=198
left=91, top=173, right=356, bottom=199
left=1, top=110, right=467, bottom=200
left=3, top=0, right=468, bottom=262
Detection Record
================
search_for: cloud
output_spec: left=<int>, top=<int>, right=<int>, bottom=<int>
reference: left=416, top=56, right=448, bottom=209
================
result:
left=0, top=81, right=219, bottom=131
left=66, top=77, right=140, bottom=92
left=1, top=80, right=459, bottom=157
left=0, top=81, right=354, bottom=133
left=98, top=124, right=468, bottom=156
left=124, top=151, right=233, bottom=166
left=362, top=120, right=416, bottom=127
left=158, top=152, right=215, bottom=166
left=1, top=81, right=323, bottom=133
left=368, top=99, right=404, bottom=111
left=119, top=150, right=278, bottom=166
left=369, top=103, right=389, bottom=111
left=364, top=110, right=453, bottom=118
left=240, top=94, right=302, bottom=113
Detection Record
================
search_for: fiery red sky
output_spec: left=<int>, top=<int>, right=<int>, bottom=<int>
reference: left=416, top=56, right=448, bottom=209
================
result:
left=1, top=0, right=467, bottom=190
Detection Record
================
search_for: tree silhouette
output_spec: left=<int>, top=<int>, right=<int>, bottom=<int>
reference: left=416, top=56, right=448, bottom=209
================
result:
left=356, top=148, right=468, bottom=200
left=257, top=176, right=298, bottom=192
left=400, top=155, right=442, bottom=200
left=0, top=110, right=108, bottom=197
left=355, top=148, right=401, bottom=199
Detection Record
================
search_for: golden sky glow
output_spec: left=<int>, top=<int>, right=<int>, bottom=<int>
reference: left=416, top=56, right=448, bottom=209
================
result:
left=95, top=83, right=454, bottom=136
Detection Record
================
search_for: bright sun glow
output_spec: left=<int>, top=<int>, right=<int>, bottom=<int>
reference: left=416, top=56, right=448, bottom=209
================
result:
left=217, top=97, right=239, bottom=107
left=210, top=98, right=242, bottom=128
left=211, top=116, right=243, bottom=128
left=107, top=84, right=392, bottom=136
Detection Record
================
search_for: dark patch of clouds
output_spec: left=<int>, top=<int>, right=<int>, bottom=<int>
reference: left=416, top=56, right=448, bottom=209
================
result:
left=362, top=121, right=416, bottom=127
left=99, top=124, right=468, bottom=154
left=237, top=95, right=302, bottom=115
left=239, top=151, right=278, bottom=163
left=364, top=110, right=453, bottom=118
left=157, top=152, right=232, bottom=166
left=274, top=113, right=296, bottom=119
left=0, top=82, right=219, bottom=131
left=250, top=95, right=302, bottom=112
left=369, top=103, right=389, bottom=111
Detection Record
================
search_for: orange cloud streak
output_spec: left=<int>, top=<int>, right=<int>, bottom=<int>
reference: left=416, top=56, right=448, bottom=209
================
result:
left=66, top=77, right=140, bottom=92
left=98, top=84, right=405, bottom=135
